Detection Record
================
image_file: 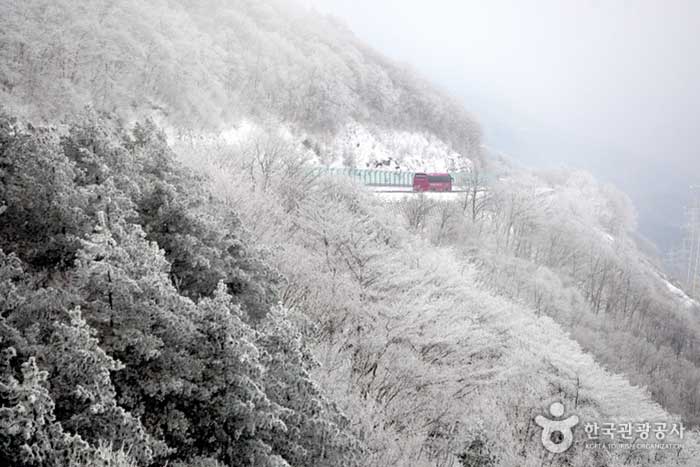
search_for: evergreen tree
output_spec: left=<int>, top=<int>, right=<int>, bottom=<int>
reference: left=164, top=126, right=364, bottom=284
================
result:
left=258, top=305, right=362, bottom=466
left=45, top=308, right=156, bottom=464
left=0, top=348, right=92, bottom=467
left=0, top=110, right=90, bottom=269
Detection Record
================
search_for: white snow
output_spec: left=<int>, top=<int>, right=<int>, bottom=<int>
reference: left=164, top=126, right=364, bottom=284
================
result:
left=366, top=186, right=414, bottom=192
left=321, top=120, right=472, bottom=173
left=220, top=120, right=257, bottom=144
left=373, top=191, right=465, bottom=202
left=535, top=187, right=555, bottom=196
left=663, top=278, right=698, bottom=309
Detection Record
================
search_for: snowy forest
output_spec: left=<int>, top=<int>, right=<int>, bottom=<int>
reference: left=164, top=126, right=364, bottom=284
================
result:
left=1, top=1, right=700, bottom=466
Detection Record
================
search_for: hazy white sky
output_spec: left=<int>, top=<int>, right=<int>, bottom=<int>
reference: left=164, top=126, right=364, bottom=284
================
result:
left=303, top=0, right=700, bottom=249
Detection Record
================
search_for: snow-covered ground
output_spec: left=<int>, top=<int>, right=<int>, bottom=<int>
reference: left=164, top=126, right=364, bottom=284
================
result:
left=366, top=185, right=468, bottom=193
left=366, top=186, right=414, bottom=192
left=372, top=191, right=466, bottom=202
left=594, top=227, right=615, bottom=244
left=663, top=277, right=698, bottom=309
left=180, top=119, right=473, bottom=177
left=318, top=120, right=472, bottom=173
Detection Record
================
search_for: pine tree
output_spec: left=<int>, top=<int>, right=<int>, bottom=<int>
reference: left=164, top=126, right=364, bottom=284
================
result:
left=46, top=308, right=156, bottom=464
left=0, top=350, right=92, bottom=467
left=188, top=283, right=286, bottom=466
left=257, top=305, right=362, bottom=467
left=0, top=110, right=90, bottom=270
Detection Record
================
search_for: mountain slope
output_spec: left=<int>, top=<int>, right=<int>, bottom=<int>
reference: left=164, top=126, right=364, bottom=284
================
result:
left=2, top=0, right=700, bottom=466
left=0, top=0, right=481, bottom=162
left=176, top=136, right=698, bottom=466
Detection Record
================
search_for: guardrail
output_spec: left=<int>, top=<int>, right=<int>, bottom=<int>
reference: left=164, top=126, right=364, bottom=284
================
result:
left=310, top=167, right=483, bottom=188
left=310, top=167, right=414, bottom=187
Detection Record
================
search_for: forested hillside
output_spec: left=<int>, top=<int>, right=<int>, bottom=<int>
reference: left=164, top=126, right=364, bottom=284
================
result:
left=173, top=129, right=697, bottom=466
left=2, top=0, right=700, bottom=466
left=0, top=112, right=366, bottom=466
left=427, top=168, right=700, bottom=425
left=0, top=0, right=481, bottom=161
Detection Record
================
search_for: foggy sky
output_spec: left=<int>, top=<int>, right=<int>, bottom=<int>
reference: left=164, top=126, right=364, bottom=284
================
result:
left=303, top=0, right=700, bottom=252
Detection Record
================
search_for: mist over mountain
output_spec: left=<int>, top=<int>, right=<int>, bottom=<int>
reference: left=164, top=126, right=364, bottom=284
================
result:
left=469, top=99, right=693, bottom=253
left=306, top=0, right=700, bottom=255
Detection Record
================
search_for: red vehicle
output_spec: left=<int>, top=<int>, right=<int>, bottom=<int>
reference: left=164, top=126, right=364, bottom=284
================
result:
left=412, top=173, right=453, bottom=192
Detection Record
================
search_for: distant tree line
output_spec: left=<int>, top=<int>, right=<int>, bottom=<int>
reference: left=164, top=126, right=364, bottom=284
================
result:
left=0, top=0, right=481, bottom=161
left=395, top=168, right=700, bottom=428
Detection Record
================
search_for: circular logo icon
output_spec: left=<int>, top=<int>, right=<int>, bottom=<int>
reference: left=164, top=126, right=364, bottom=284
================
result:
left=535, top=402, right=579, bottom=453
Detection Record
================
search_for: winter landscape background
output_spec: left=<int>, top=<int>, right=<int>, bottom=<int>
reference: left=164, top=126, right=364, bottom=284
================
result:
left=0, top=1, right=699, bottom=466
